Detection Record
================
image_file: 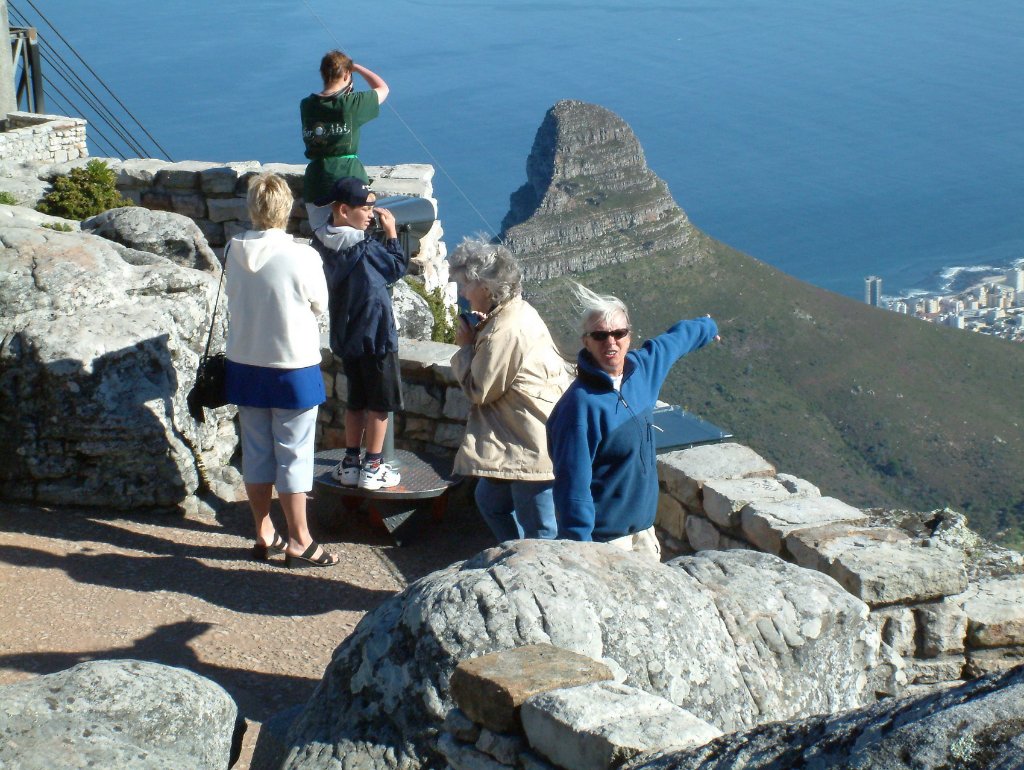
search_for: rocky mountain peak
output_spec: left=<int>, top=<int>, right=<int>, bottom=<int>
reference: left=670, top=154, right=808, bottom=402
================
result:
left=501, top=100, right=699, bottom=280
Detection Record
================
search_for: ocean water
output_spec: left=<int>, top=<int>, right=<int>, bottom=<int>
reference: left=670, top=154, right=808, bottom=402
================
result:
left=20, top=0, right=1024, bottom=299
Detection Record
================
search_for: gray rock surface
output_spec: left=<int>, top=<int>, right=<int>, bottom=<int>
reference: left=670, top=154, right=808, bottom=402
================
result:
left=393, top=279, right=435, bottom=342
left=867, top=507, right=1024, bottom=582
left=0, top=659, right=240, bottom=770
left=0, top=210, right=236, bottom=510
left=741, top=496, right=868, bottom=555
left=701, top=477, right=796, bottom=529
left=521, top=682, right=721, bottom=770
left=82, top=206, right=220, bottom=272
left=279, top=540, right=878, bottom=770
left=624, top=665, right=1024, bottom=770
left=659, top=443, right=776, bottom=510
left=500, top=100, right=699, bottom=281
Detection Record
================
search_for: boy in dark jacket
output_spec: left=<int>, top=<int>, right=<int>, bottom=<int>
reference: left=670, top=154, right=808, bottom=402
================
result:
left=311, top=177, right=409, bottom=489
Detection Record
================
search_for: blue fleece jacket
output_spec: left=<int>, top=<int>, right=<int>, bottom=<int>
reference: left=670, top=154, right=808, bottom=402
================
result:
left=547, top=317, right=718, bottom=541
left=312, top=225, right=409, bottom=359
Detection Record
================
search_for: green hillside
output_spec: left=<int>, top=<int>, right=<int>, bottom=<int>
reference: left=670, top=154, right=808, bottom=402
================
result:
left=526, top=232, right=1024, bottom=547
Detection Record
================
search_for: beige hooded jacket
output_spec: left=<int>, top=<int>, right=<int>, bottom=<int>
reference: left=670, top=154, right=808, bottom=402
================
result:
left=450, top=296, right=571, bottom=480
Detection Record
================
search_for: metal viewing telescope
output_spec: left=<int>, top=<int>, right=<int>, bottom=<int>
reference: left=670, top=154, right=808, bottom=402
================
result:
left=368, top=194, right=438, bottom=259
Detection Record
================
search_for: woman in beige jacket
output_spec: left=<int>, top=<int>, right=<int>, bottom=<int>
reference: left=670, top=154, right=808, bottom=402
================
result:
left=449, top=238, right=571, bottom=541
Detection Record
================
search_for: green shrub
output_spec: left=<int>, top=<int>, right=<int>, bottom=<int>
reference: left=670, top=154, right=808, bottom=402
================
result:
left=36, top=159, right=133, bottom=220
left=41, top=221, right=74, bottom=232
left=404, top=277, right=457, bottom=344
left=0, top=191, right=18, bottom=205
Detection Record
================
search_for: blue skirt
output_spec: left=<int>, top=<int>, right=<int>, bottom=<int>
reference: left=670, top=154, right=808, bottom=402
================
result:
left=226, top=360, right=326, bottom=410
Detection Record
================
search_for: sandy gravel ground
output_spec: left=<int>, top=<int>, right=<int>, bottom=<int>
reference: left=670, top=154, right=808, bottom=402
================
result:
left=0, top=485, right=493, bottom=768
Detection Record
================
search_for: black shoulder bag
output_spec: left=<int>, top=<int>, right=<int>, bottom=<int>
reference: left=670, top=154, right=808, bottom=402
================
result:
left=187, top=247, right=230, bottom=423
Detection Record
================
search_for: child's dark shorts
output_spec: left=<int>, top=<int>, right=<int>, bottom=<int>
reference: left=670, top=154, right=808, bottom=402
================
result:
left=342, top=352, right=404, bottom=412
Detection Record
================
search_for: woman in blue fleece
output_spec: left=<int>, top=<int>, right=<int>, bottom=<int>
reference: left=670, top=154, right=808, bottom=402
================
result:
left=546, top=284, right=719, bottom=561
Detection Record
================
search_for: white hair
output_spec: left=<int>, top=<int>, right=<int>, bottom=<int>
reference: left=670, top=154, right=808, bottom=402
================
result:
left=570, top=282, right=630, bottom=335
left=448, top=236, right=522, bottom=304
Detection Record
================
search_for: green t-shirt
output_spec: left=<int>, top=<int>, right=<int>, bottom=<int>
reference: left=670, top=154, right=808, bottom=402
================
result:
left=300, top=89, right=381, bottom=202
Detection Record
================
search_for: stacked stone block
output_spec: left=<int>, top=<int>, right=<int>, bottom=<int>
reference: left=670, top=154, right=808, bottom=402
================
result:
left=654, top=442, right=1024, bottom=690
left=438, top=644, right=719, bottom=770
left=0, top=111, right=86, bottom=164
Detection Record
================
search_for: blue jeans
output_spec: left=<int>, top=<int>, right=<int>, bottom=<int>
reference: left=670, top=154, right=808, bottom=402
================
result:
left=474, top=478, right=557, bottom=542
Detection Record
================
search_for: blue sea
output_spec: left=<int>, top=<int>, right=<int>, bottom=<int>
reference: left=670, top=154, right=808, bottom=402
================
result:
left=21, top=0, right=1024, bottom=299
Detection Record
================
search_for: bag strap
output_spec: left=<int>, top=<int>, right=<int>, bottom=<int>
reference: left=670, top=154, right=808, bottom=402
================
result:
left=202, top=241, right=230, bottom=359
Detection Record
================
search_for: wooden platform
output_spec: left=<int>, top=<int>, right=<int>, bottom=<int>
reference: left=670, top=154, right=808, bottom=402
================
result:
left=312, top=448, right=460, bottom=546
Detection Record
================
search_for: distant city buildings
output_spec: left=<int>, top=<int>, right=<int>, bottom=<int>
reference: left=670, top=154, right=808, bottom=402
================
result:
left=864, top=275, right=883, bottom=307
left=869, top=264, right=1024, bottom=343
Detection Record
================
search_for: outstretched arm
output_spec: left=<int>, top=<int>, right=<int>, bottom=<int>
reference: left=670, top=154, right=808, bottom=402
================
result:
left=633, top=316, right=719, bottom=401
left=352, top=63, right=389, bottom=104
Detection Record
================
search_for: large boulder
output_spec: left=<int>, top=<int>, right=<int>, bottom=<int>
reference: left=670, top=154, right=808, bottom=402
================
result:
left=0, top=659, right=242, bottom=769
left=0, top=208, right=237, bottom=511
left=82, top=206, right=220, bottom=272
left=271, top=540, right=879, bottom=770
left=392, top=279, right=436, bottom=341
left=626, top=664, right=1024, bottom=770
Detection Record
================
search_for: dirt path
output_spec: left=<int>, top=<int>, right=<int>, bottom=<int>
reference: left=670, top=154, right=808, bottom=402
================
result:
left=0, top=487, right=492, bottom=768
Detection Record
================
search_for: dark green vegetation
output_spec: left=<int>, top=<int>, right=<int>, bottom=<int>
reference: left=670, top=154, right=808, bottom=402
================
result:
left=404, top=277, right=457, bottom=344
left=527, top=232, right=1024, bottom=547
left=0, top=191, right=18, bottom=205
left=37, top=159, right=133, bottom=220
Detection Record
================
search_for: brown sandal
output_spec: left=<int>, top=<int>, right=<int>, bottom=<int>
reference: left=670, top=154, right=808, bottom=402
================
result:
left=285, top=541, right=339, bottom=568
left=251, top=532, right=286, bottom=561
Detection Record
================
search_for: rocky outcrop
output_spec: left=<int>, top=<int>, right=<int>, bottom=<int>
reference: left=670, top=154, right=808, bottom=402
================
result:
left=0, top=205, right=237, bottom=511
left=271, top=541, right=878, bottom=770
left=82, top=206, right=220, bottom=272
left=500, top=100, right=701, bottom=280
left=625, top=664, right=1024, bottom=770
left=0, top=659, right=241, bottom=769
left=392, top=279, right=435, bottom=341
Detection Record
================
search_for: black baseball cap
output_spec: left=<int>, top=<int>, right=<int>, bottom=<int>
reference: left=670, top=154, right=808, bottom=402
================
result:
left=313, top=177, right=374, bottom=208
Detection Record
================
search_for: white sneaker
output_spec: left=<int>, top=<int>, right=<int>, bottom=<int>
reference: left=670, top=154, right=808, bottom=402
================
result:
left=331, top=460, right=361, bottom=487
left=359, top=461, right=401, bottom=490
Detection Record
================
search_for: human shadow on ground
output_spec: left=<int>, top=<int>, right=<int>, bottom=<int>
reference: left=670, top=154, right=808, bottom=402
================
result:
left=0, top=541, right=390, bottom=616
left=0, top=619, right=321, bottom=722
left=0, top=500, right=300, bottom=563
left=0, top=473, right=496, bottom=610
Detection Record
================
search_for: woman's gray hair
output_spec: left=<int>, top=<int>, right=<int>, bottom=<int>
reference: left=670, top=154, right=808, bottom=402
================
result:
left=448, top=236, right=522, bottom=305
left=570, top=282, right=630, bottom=336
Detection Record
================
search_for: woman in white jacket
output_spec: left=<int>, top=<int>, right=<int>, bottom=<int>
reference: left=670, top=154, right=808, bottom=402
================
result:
left=449, top=238, right=571, bottom=541
left=224, top=172, right=337, bottom=568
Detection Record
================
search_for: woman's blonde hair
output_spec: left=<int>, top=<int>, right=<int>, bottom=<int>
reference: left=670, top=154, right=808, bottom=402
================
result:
left=247, top=172, right=293, bottom=231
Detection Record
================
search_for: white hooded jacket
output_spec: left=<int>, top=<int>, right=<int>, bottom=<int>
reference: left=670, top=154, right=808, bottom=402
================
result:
left=225, top=228, right=328, bottom=369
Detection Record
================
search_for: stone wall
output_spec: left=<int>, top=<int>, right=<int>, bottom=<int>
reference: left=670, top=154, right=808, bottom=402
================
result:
left=0, top=111, right=87, bottom=164
left=654, top=443, right=1024, bottom=690
left=342, top=337, right=1024, bottom=693
left=103, top=158, right=449, bottom=292
left=439, top=644, right=721, bottom=770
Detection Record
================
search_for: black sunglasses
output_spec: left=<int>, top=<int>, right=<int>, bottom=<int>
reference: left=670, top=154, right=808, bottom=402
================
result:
left=585, top=328, right=630, bottom=341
